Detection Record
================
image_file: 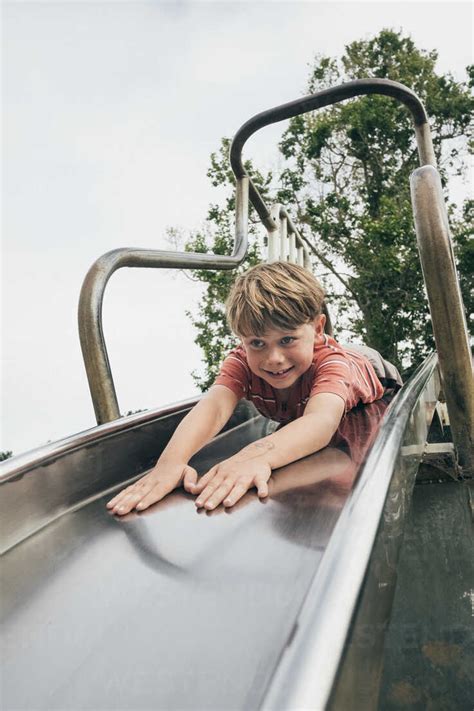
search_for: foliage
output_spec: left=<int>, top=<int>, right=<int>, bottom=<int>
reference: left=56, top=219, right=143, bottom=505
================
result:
left=277, top=30, right=472, bottom=372
left=179, top=30, right=472, bottom=386
left=0, top=451, right=13, bottom=461
left=451, top=199, right=474, bottom=334
left=176, top=140, right=267, bottom=391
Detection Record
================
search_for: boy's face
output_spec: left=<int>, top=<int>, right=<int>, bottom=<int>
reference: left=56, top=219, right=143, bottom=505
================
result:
left=240, top=315, right=326, bottom=391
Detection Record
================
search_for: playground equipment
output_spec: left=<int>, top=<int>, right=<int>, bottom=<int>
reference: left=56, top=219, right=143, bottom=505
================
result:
left=1, top=80, right=472, bottom=710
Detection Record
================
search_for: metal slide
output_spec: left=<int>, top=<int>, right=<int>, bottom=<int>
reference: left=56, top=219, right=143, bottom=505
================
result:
left=2, top=79, right=471, bottom=710
left=1, top=352, right=440, bottom=710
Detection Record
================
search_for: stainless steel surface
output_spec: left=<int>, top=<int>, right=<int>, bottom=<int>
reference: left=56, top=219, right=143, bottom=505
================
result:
left=65, top=75, right=466, bottom=708
left=228, top=77, right=468, bottom=474
left=0, top=398, right=257, bottom=554
left=328, top=358, right=442, bottom=710
left=267, top=203, right=310, bottom=266
left=230, top=79, right=435, bottom=230
left=79, top=78, right=435, bottom=427
left=378, top=477, right=474, bottom=710
left=266, top=204, right=333, bottom=336
left=411, top=165, right=473, bottom=474
left=2, top=394, right=393, bottom=710
left=78, top=177, right=249, bottom=424
left=261, top=353, right=440, bottom=711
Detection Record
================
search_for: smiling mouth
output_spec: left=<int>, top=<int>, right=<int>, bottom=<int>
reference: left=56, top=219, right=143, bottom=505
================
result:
left=264, top=366, right=294, bottom=377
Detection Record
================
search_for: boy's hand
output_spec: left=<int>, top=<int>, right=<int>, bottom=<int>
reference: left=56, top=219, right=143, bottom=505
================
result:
left=191, top=456, right=272, bottom=511
left=106, top=461, right=198, bottom=516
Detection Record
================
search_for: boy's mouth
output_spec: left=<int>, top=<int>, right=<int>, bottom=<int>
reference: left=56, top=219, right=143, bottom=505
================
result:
left=264, top=366, right=294, bottom=379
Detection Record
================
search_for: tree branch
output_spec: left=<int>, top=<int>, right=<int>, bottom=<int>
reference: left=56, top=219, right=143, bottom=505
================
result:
left=300, top=232, right=361, bottom=306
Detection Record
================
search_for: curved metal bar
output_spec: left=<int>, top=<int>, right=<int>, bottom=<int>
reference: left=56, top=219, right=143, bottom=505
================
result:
left=260, top=351, right=440, bottom=711
left=0, top=397, right=260, bottom=554
left=78, top=177, right=249, bottom=424
left=228, top=78, right=470, bottom=473
left=410, top=166, right=473, bottom=473
left=2, top=396, right=396, bottom=710
left=0, top=398, right=199, bottom=487
left=267, top=204, right=333, bottom=336
left=229, top=78, right=435, bottom=228
left=267, top=204, right=310, bottom=266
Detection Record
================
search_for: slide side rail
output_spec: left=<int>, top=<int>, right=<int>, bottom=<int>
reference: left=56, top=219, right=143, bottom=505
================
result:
left=229, top=77, right=471, bottom=474
left=79, top=79, right=472, bottom=472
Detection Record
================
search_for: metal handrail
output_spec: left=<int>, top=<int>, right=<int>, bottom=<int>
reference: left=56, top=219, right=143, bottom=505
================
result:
left=411, top=167, right=473, bottom=472
left=80, top=79, right=432, bottom=425
left=79, top=79, right=472, bottom=470
left=260, top=351, right=440, bottom=710
left=78, top=177, right=249, bottom=424
left=265, top=204, right=333, bottom=336
left=267, top=204, right=311, bottom=267
left=229, top=78, right=436, bottom=232
left=228, top=77, right=471, bottom=473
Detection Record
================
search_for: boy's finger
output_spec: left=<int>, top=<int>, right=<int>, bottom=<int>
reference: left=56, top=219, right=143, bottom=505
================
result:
left=107, top=476, right=154, bottom=508
left=110, top=475, right=165, bottom=514
left=111, top=486, right=155, bottom=515
left=191, top=467, right=218, bottom=494
left=223, top=482, right=249, bottom=508
left=223, top=490, right=254, bottom=513
left=182, top=466, right=198, bottom=492
left=254, top=476, right=269, bottom=498
left=107, top=484, right=137, bottom=508
left=108, top=487, right=146, bottom=512
left=195, top=479, right=225, bottom=507
left=198, top=480, right=235, bottom=510
left=135, top=479, right=176, bottom=511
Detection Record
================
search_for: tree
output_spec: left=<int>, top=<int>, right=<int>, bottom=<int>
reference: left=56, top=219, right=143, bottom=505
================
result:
left=0, top=451, right=13, bottom=461
left=276, top=30, right=472, bottom=371
left=451, top=199, right=474, bottom=328
left=175, top=139, right=269, bottom=391
left=180, top=30, right=472, bottom=388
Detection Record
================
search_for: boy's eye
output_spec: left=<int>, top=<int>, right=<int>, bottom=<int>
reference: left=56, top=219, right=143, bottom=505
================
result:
left=281, top=336, right=295, bottom=345
left=250, top=339, right=265, bottom=348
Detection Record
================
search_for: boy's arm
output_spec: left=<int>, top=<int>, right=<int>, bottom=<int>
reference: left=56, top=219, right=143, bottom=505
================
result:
left=107, top=385, right=240, bottom=515
left=251, top=392, right=345, bottom=469
left=193, top=393, right=345, bottom=510
left=159, top=385, right=241, bottom=464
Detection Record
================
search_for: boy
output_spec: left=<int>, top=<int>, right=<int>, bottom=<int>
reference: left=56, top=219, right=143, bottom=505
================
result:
left=107, top=262, right=401, bottom=516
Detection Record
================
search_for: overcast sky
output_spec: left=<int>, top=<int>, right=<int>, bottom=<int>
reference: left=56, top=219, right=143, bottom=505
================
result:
left=2, top=1, right=472, bottom=456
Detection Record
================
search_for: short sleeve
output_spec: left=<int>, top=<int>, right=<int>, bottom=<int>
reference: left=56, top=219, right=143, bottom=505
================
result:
left=214, top=349, right=250, bottom=399
left=310, top=353, right=352, bottom=408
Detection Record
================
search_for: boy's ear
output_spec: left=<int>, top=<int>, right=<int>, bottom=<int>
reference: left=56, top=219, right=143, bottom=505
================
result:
left=314, top=314, right=326, bottom=335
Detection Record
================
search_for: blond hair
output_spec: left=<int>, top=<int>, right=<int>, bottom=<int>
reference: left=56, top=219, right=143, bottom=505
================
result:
left=226, top=262, right=325, bottom=336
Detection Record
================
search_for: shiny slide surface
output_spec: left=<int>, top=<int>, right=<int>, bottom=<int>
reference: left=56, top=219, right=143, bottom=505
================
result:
left=1, top=356, right=440, bottom=710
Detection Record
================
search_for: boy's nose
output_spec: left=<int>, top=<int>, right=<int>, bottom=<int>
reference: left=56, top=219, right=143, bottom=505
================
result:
left=265, top=348, right=285, bottom=366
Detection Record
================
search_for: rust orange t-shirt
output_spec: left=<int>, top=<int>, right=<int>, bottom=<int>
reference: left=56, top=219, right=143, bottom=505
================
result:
left=214, top=334, right=385, bottom=424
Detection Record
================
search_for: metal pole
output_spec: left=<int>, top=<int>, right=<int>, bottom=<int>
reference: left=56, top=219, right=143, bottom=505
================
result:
left=229, top=78, right=470, bottom=470
left=267, top=204, right=280, bottom=262
left=280, top=216, right=288, bottom=262
left=411, top=166, right=473, bottom=473
left=78, top=178, right=249, bottom=424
